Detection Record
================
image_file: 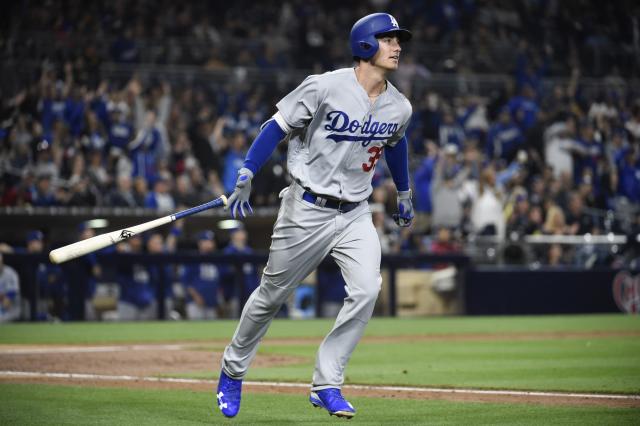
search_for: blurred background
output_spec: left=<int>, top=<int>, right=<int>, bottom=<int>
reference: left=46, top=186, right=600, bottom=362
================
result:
left=0, top=0, right=639, bottom=322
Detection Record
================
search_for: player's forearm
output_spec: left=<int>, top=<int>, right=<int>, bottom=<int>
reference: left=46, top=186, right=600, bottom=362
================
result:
left=242, top=118, right=288, bottom=176
left=384, top=136, right=410, bottom=192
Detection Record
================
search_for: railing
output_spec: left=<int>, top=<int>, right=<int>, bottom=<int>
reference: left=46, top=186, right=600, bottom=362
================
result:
left=466, top=232, right=639, bottom=268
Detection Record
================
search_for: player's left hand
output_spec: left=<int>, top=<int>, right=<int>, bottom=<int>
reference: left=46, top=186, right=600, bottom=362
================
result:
left=392, top=190, right=414, bottom=227
left=226, top=167, right=254, bottom=219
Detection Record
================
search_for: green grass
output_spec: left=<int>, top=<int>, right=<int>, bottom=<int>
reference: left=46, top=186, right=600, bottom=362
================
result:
left=2, top=315, right=639, bottom=394
left=2, top=316, right=639, bottom=424
left=177, top=336, right=640, bottom=394
left=1, top=383, right=638, bottom=426
left=1, top=314, right=638, bottom=345
left=249, top=338, right=640, bottom=393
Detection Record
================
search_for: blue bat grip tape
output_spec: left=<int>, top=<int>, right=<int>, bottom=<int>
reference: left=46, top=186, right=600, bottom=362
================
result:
left=174, top=197, right=225, bottom=220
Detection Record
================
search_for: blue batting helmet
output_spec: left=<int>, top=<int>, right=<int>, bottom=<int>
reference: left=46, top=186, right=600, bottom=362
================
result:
left=350, top=13, right=412, bottom=60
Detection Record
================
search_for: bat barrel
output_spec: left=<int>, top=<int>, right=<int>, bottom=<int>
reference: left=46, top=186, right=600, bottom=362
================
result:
left=48, top=195, right=228, bottom=264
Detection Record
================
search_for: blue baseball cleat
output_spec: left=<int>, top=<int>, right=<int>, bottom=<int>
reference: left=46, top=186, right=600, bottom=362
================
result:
left=309, top=388, right=356, bottom=418
left=216, top=370, right=242, bottom=418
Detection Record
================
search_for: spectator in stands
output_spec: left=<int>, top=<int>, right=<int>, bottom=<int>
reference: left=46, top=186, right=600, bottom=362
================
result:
left=86, top=147, right=110, bottom=191
left=182, top=231, right=220, bottom=320
left=525, top=204, right=545, bottom=235
left=471, top=164, right=505, bottom=239
left=0, top=253, right=21, bottom=322
left=514, top=42, right=550, bottom=95
left=438, top=109, right=465, bottom=149
left=30, top=173, right=58, bottom=207
left=66, top=175, right=99, bottom=207
left=624, top=102, right=640, bottom=142
left=110, top=27, right=139, bottom=63
left=565, top=192, right=599, bottom=235
left=371, top=203, right=394, bottom=254
left=542, top=204, right=567, bottom=235
left=507, top=83, right=539, bottom=132
left=604, top=127, right=627, bottom=168
left=431, top=144, right=469, bottom=229
left=222, top=131, right=248, bottom=194
left=108, top=174, right=138, bottom=207
left=546, top=243, right=566, bottom=267
left=170, top=131, right=194, bottom=177
left=574, top=120, right=604, bottom=187
left=430, top=226, right=461, bottom=256
left=506, top=192, right=530, bottom=237
left=617, top=145, right=640, bottom=204
left=133, top=80, right=171, bottom=157
left=144, top=174, right=175, bottom=212
left=129, top=111, right=163, bottom=183
left=413, top=140, right=439, bottom=233
left=107, top=102, right=134, bottom=154
left=486, top=106, right=524, bottom=162
left=544, top=115, right=582, bottom=179
left=528, top=175, right=545, bottom=207
left=173, top=174, right=199, bottom=208
left=83, top=110, right=107, bottom=152
left=40, top=78, right=70, bottom=141
left=132, top=176, right=149, bottom=207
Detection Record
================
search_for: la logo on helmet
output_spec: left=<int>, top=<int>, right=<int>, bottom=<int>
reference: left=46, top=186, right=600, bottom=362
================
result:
left=389, top=15, right=399, bottom=28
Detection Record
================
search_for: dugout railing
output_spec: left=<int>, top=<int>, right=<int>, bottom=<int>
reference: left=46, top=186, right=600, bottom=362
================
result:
left=2, top=252, right=471, bottom=322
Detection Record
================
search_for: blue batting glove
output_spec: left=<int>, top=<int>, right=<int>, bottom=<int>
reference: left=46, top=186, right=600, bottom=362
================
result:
left=226, top=168, right=254, bottom=219
left=392, top=190, right=414, bottom=227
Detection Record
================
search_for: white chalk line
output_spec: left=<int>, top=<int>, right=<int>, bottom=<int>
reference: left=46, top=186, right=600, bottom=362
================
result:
left=1, top=370, right=638, bottom=401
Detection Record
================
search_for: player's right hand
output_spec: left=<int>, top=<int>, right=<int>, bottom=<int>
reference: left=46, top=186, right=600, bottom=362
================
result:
left=392, top=190, right=414, bottom=227
left=226, top=167, right=254, bottom=219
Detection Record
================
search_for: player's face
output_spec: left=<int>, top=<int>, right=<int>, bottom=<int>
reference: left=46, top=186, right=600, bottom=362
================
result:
left=373, top=34, right=402, bottom=71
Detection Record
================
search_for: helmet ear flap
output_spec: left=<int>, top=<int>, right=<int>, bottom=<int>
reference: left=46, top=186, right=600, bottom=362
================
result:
left=359, top=41, right=372, bottom=52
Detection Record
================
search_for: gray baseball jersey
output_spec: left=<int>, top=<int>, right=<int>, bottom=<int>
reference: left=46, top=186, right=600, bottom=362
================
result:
left=222, top=67, right=412, bottom=393
left=276, top=68, right=412, bottom=201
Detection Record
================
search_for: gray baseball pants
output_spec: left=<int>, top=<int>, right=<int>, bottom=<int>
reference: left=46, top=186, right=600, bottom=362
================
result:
left=221, top=182, right=382, bottom=390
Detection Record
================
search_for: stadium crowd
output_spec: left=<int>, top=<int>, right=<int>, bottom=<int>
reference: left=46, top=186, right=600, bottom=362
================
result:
left=6, top=0, right=637, bottom=76
left=1, top=1, right=640, bottom=322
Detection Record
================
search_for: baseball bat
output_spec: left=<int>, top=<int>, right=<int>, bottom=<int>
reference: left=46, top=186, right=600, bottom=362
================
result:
left=49, top=195, right=228, bottom=264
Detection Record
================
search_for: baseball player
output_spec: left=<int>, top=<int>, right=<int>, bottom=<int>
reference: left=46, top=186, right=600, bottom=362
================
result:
left=219, top=226, right=261, bottom=318
left=216, top=13, right=413, bottom=418
left=182, top=231, right=220, bottom=320
left=0, top=253, right=21, bottom=322
left=116, top=235, right=156, bottom=320
left=117, top=233, right=175, bottom=320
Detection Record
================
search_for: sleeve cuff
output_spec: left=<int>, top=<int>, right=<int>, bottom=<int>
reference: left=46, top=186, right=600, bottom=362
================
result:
left=272, top=111, right=292, bottom=133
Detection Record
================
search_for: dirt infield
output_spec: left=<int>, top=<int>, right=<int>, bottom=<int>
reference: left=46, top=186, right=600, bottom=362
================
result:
left=1, top=340, right=639, bottom=408
left=0, top=344, right=301, bottom=377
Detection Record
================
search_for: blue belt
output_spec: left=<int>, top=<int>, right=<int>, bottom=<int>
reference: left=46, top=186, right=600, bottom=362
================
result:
left=302, top=191, right=361, bottom=213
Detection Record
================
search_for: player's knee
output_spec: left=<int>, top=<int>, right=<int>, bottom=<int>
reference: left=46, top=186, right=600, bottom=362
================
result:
left=249, top=282, right=290, bottom=320
left=362, top=285, right=381, bottom=305
left=353, top=274, right=381, bottom=305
